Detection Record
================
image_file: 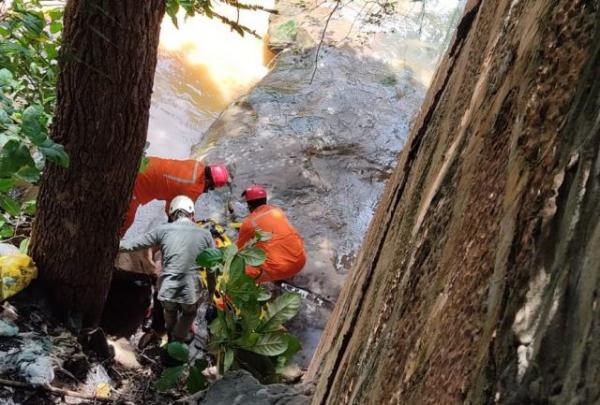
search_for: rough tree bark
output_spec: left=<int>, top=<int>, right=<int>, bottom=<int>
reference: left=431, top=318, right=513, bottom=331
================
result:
left=29, top=0, right=166, bottom=326
left=309, top=0, right=600, bottom=403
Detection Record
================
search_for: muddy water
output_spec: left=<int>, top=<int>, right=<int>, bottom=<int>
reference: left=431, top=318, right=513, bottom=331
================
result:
left=146, top=5, right=275, bottom=159
left=124, top=4, right=275, bottom=236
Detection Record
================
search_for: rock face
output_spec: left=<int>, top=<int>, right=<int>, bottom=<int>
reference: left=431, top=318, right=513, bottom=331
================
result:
left=309, top=0, right=600, bottom=403
left=193, top=0, right=462, bottom=364
left=193, top=370, right=312, bottom=405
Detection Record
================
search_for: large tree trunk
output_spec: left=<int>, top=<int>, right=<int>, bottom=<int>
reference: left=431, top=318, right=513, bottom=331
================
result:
left=30, top=0, right=165, bottom=327
left=310, top=0, right=600, bottom=403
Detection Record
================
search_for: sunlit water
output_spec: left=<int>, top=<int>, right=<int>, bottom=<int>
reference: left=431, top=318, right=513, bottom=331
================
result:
left=147, top=3, right=275, bottom=158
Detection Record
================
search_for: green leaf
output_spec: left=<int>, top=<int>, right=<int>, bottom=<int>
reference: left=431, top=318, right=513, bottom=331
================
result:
left=232, top=332, right=260, bottom=348
left=48, top=9, right=62, bottom=21
left=0, top=178, right=15, bottom=192
left=0, top=223, right=13, bottom=239
left=44, top=43, right=58, bottom=59
left=0, top=193, right=20, bottom=216
left=155, top=365, right=185, bottom=392
left=222, top=244, right=238, bottom=262
left=224, top=349, right=234, bottom=372
left=0, top=140, right=36, bottom=178
left=239, top=299, right=261, bottom=332
left=19, top=237, right=29, bottom=253
left=277, top=334, right=301, bottom=370
left=239, top=246, right=266, bottom=267
left=257, top=289, right=272, bottom=302
left=39, top=138, right=69, bottom=168
left=15, top=165, right=40, bottom=183
left=187, top=363, right=207, bottom=393
left=139, top=156, right=149, bottom=173
left=22, top=199, right=36, bottom=215
left=246, top=333, right=288, bottom=357
left=166, top=0, right=180, bottom=28
left=21, top=105, right=45, bottom=144
left=167, top=341, right=189, bottom=363
left=209, top=315, right=226, bottom=336
left=0, top=109, right=11, bottom=125
left=0, top=69, right=13, bottom=87
left=258, top=293, right=301, bottom=333
left=49, top=21, right=62, bottom=34
left=197, top=247, right=223, bottom=268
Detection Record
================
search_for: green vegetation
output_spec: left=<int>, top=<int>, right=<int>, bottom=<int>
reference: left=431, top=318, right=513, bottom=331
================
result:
left=0, top=0, right=66, bottom=242
left=198, top=236, right=301, bottom=378
left=156, top=342, right=209, bottom=394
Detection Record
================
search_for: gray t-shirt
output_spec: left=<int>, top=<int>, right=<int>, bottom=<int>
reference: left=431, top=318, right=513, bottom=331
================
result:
left=119, top=218, right=214, bottom=304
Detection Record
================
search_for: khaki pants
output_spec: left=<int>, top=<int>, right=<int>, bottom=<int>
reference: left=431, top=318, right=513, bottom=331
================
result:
left=162, top=300, right=199, bottom=342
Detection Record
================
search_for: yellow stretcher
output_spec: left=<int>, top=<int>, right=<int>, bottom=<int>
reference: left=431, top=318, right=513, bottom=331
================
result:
left=196, top=219, right=240, bottom=310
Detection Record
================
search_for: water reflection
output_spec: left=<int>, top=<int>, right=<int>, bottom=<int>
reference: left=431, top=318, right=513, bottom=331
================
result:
left=147, top=2, right=275, bottom=158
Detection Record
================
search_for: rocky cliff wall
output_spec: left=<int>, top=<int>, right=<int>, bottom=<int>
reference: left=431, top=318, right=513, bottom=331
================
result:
left=309, top=0, right=600, bottom=403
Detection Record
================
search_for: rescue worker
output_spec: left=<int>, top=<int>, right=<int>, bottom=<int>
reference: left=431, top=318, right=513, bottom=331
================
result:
left=121, top=156, right=230, bottom=234
left=119, top=195, right=215, bottom=343
left=236, top=185, right=306, bottom=282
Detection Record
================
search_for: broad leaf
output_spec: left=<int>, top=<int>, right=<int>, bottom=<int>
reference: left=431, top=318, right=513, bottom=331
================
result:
left=39, top=138, right=69, bottom=168
left=166, top=0, right=180, bottom=28
left=224, top=349, right=234, bottom=372
left=0, top=69, right=13, bottom=86
left=257, top=289, right=272, bottom=302
left=0, top=140, right=35, bottom=177
left=197, top=247, right=223, bottom=268
left=0, top=193, right=20, bottom=216
left=15, top=165, right=40, bottom=183
left=19, top=238, right=29, bottom=253
left=187, top=363, right=207, bottom=393
left=277, top=334, right=301, bottom=369
left=49, top=21, right=62, bottom=34
left=222, top=244, right=238, bottom=263
left=238, top=246, right=266, bottom=267
left=167, top=341, right=189, bottom=363
left=233, top=332, right=260, bottom=348
left=21, top=105, right=45, bottom=144
left=0, top=178, right=15, bottom=192
left=155, top=365, right=185, bottom=392
left=247, top=333, right=288, bottom=357
left=258, top=293, right=301, bottom=333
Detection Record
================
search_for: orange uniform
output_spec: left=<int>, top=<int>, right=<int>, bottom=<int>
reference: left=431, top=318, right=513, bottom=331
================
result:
left=236, top=204, right=306, bottom=283
left=122, top=157, right=206, bottom=233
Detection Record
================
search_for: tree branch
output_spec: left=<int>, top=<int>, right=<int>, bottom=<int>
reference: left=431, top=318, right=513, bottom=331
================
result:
left=310, top=0, right=341, bottom=84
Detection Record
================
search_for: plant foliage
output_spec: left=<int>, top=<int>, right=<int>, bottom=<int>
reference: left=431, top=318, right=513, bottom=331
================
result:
left=197, top=239, right=302, bottom=378
left=0, top=0, right=65, bottom=243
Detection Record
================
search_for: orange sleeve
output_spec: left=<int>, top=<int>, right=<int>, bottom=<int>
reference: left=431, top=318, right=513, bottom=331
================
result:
left=236, top=218, right=254, bottom=249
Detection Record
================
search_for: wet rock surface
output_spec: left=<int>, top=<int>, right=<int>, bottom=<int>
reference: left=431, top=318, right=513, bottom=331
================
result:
left=192, top=0, right=462, bottom=364
left=188, top=370, right=312, bottom=405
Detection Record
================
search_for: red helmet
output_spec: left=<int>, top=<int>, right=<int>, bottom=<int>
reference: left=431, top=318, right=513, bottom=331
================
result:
left=208, top=164, right=229, bottom=188
left=242, top=185, right=267, bottom=202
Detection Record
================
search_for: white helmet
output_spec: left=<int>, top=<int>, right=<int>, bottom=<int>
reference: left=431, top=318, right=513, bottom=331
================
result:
left=169, top=195, right=195, bottom=215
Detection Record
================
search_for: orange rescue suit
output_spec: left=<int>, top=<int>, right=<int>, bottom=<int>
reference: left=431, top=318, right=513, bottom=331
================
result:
left=236, top=204, right=306, bottom=283
left=122, top=157, right=206, bottom=233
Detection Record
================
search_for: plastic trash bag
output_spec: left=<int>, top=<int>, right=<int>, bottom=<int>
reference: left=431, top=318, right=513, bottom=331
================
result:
left=0, top=253, right=37, bottom=300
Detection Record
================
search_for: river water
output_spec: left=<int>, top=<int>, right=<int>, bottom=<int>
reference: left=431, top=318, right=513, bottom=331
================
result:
left=146, top=4, right=275, bottom=159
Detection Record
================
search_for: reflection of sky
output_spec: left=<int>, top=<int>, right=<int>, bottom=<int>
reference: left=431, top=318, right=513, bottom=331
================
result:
left=147, top=1, right=274, bottom=159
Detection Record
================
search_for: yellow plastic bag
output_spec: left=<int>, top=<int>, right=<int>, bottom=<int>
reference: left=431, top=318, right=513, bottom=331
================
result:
left=0, top=253, right=37, bottom=300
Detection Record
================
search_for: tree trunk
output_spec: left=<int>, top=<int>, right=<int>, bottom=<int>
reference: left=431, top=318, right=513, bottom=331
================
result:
left=29, top=0, right=165, bottom=327
left=310, top=0, right=600, bottom=403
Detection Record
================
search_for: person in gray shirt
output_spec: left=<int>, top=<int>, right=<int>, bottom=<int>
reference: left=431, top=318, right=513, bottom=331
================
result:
left=120, top=195, right=214, bottom=342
